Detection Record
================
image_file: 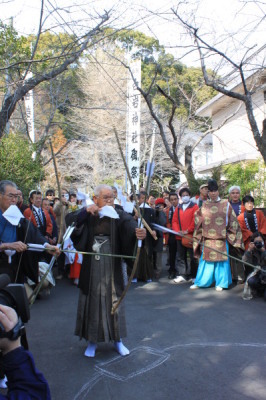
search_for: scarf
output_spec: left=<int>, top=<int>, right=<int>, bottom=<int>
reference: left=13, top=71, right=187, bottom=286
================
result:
left=244, top=209, right=258, bottom=233
left=230, top=201, right=242, bottom=217
left=31, top=205, right=46, bottom=235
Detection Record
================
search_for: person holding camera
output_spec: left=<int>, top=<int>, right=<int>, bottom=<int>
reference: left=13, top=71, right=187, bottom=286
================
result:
left=237, top=195, right=266, bottom=250
left=0, top=304, right=51, bottom=399
left=244, top=232, right=266, bottom=300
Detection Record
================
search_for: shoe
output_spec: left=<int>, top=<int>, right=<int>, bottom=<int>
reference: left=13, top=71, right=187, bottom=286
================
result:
left=215, top=286, right=223, bottom=291
left=190, top=284, right=199, bottom=290
left=56, top=274, right=63, bottom=280
left=131, top=278, right=138, bottom=283
left=173, top=276, right=186, bottom=283
left=146, top=279, right=152, bottom=283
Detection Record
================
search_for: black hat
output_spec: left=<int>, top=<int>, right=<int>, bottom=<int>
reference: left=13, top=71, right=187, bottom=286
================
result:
left=242, top=195, right=254, bottom=205
left=207, top=179, right=218, bottom=192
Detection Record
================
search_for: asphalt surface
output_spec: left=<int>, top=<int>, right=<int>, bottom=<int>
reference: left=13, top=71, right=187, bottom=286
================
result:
left=6, top=258, right=266, bottom=400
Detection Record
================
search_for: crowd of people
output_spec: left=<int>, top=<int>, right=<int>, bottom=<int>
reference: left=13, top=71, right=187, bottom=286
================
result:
left=0, top=178, right=265, bottom=397
left=1, top=179, right=266, bottom=300
left=1, top=179, right=266, bottom=298
left=2, top=179, right=265, bottom=297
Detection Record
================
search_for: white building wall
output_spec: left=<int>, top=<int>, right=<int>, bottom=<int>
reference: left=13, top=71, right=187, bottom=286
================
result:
left=211, top=91, right=263, bottom=162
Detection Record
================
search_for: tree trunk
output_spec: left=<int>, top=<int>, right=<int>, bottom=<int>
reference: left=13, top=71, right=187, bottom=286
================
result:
left=183, top=145, right=198, bottom=192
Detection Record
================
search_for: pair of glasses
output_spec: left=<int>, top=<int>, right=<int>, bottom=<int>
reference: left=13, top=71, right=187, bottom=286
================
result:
left=5, top=193, right=19, bottom=199
left=98, top=196, right=114, bottom=201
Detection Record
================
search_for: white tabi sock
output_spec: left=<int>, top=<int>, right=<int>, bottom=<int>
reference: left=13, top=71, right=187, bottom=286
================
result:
left=114, top=341, right=130, bottom=356
left=0, top=376, right=7, bottom=389
left=84, top=342, right=97, bottom=358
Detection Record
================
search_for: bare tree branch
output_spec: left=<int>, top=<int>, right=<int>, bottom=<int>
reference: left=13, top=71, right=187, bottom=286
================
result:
left=0, top=11, right=110, bottom=138
left=171, top=8, right=266, bottom=162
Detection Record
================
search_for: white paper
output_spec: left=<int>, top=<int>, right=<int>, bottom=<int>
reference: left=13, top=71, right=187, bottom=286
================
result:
left=27, top=243, right=46, bottom=252
left=85, top=197, right=94, bottom=206
left=139, top=203, right=150, bottom=209
left=76, top=190, right=94, bottom=207
left=76, top=190, right=86, bottom=201
left=99, top=206, right=120, bottom=219
left=152, top=223, right=182, bottom=236
left=3, top=205, right=24, bottom=226
left=124, top=201, right=134, bottom=214
left=120, top=195, right=127, bottom=209
left=117, top=187, right=123, bottom=200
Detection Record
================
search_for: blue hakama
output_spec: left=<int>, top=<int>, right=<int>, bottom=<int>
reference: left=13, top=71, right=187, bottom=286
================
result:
left=194, top=243, right=232, bottom=288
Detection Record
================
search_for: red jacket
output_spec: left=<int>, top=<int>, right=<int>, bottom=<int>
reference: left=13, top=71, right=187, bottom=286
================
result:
left=237, top=210, right=266, bottom=250
left=24, top=207, right=53, bottom=237
left=172, top=202, right=199, bottom=240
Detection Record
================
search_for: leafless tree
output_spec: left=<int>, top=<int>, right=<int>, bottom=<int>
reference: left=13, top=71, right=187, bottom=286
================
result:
left=0, top=0, right=112, bottom=138
left=170, top=3, right=266, bottom=162
left=44, top=44, right=177, bottom=192
left=117, top=60, right=223, bottom=188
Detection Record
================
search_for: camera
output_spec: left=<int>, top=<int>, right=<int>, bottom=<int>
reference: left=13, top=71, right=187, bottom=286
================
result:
left=0, top=274, right=30, bottom=340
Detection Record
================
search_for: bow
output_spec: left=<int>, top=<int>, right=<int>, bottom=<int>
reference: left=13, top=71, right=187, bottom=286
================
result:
left=111, top=127, right=155, bottom=315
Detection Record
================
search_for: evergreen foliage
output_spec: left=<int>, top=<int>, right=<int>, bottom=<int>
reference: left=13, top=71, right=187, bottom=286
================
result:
left=223, top=160, right=265, bottom=206
left=0, top=133, right=44, bottom=196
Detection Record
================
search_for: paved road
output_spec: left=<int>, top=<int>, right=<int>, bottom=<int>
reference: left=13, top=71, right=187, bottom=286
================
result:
left=12, top=262, right=266, bottom=399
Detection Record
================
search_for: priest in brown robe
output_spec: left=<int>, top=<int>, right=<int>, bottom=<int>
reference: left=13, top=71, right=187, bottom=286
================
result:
left=190, top=180, right=244, bottom=291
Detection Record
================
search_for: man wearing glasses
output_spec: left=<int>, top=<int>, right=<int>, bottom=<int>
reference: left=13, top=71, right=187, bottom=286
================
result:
left=0, top=180, right=59, bottom=283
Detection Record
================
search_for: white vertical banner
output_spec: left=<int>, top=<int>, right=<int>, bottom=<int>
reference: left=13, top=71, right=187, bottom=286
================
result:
left=24, top=72, right=35, bottom=144
left=126, top=59, right=141, bottom=193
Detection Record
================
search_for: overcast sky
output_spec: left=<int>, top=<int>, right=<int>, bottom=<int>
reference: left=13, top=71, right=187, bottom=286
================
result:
left=1, top=0, right=265, bottom=69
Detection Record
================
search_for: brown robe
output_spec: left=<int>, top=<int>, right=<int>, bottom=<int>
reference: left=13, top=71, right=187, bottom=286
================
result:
left=193, top=199, right=244, bottom=262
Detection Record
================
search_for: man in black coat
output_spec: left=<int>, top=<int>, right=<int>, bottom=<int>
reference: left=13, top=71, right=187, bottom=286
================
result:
left=71, top=184, right=146, bottom=358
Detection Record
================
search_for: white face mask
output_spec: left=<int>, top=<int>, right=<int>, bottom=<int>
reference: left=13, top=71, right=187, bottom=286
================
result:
left=182, top=196, right=190, bottom=204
